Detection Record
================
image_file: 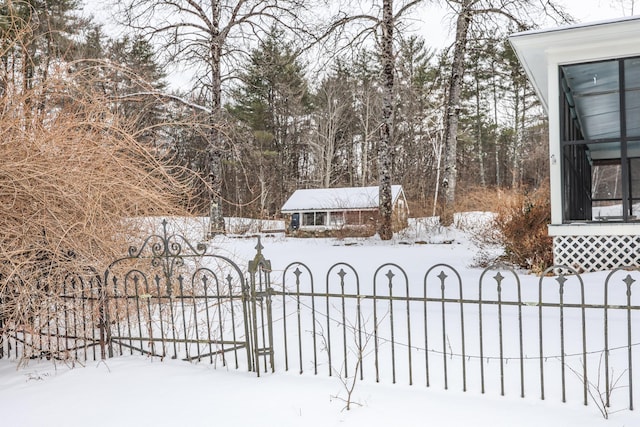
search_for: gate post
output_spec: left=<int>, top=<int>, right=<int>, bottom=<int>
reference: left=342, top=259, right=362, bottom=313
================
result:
left=247, top=237, right=274, bottom=376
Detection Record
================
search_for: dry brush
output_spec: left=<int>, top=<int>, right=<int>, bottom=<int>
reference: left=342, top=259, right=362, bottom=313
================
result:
left=0, top=69, right=202, bottom=358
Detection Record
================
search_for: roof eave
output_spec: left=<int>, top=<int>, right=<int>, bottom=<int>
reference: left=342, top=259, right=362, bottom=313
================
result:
left=509, top=16, right=640, bottom=115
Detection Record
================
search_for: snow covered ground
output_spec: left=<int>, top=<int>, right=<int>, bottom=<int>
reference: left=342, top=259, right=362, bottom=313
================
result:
left=0, top=214, right=637, bottom=427
left=0, top=355, right=633, bottom=427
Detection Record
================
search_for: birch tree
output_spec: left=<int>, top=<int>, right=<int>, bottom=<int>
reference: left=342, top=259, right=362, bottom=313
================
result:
left=321, top=0, right=427, bottom=239
left=378, top=0, right=395, bottom=239
left=118, top=0, right=312, bottom=235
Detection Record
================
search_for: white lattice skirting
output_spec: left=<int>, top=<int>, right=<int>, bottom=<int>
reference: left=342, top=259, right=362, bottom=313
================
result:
left=553, top=235, right=640, bottom=272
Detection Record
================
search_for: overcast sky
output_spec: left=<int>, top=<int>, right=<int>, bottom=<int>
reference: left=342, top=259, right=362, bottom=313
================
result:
left=417, top=0, right=633, bottom=46
left=564, top=0, right=636, bottom=20
left=81, top=0, right=635, bottom=44
left=79, top=0, right=636, bottom=90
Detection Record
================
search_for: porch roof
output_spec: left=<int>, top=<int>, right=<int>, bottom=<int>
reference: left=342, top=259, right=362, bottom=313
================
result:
left=509, top=16, right=640, bottom=113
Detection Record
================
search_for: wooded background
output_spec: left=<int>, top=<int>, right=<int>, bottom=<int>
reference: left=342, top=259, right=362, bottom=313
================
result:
left=1, top=0, right=580, bottom=222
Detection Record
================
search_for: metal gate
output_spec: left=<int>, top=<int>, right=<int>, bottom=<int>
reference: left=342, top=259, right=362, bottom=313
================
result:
left=0, top=220, right=274, bottom=373
left=101, top=220, right=273, bottom=373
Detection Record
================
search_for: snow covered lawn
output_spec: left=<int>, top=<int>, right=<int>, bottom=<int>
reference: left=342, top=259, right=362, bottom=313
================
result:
left=0, top=355, right=634, bottom=427
left=0, top=215, right=637, bottom=426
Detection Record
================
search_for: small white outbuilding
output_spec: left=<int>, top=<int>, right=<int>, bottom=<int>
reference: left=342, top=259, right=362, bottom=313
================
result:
left=510, top=16, right=640, bottom=271
left=280, top=185, right=409, bottom=235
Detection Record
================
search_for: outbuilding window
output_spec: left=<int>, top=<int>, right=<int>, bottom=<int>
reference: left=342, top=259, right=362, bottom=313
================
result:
left=560, top=56, right=640, bottom=222
left=303, top=212, right=326, bottom=226
left=329, top=211, right=345, bottom=226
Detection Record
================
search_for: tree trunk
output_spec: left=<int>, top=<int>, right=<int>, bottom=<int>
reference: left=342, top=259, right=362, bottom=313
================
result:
left=492, top=59, right=501, bottom=187
left=208, top=3, right=226, bottom=236
left=361, top=98, right=371, bottom=187
left=440, top=0, right=472, bottom=225
left=511, top=79, right=521, bottom=188
left=474, top=61, right=486, bottom=187
left=378, top=0, right=394, bottom=240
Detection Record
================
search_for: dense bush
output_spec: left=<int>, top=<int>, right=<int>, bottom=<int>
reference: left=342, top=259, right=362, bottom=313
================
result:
left=489, top=185, right=554, bottom=272
left=0, top=71, right=201, bottom=343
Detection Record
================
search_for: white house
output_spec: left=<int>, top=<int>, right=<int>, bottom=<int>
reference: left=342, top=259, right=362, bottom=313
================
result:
left=510, top=16, right=640, bottom=271
left=280, top=185, right=409, bottom=234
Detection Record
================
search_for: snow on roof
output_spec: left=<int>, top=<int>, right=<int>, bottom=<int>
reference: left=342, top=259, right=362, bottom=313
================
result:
left=281, top=185, right=403, bottom=212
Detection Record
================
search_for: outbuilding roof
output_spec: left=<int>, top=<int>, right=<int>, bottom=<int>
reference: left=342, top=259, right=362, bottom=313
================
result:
left=281, top=185, right=404, bottom=212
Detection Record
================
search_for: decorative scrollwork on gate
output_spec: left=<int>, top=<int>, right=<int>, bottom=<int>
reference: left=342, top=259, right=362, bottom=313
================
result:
left=124, top=219, right=207, bottom=284
left=100, top=219, right=266, bottom=371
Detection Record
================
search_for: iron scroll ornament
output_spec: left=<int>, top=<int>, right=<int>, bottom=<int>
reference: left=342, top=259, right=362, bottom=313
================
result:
left=124, top=219, right=207, bottom=283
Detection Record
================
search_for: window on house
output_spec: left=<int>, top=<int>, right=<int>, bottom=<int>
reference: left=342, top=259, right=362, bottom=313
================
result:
left=302, top=212, right=326, bottom=226
left=329, top=211, right=345, bottom=226
left=303, top=212, right=315, bottom=226
left=560, top=56, right=640, bottom=222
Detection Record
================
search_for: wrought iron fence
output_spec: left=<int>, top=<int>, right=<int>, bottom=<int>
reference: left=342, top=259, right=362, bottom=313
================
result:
left=1, top=225, right=638, bottom=414
left=0, top=267, right=102, bottom=362
left=272, top=262, right=639, bottom=412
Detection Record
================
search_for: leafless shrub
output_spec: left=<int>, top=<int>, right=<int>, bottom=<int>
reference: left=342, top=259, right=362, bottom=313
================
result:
left=484, top=185, right=553, bottom=272
left=567, top=353, right=628, bottom=420
left=0, top=61, right=202, bottom=359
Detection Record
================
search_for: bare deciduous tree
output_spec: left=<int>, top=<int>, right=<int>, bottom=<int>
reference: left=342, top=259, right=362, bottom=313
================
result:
left=438, top=0, right=571, bottom=224
left=319, top=0, right=427, bottom=239
left=117, top=0, right=313, bottom=235
left=378, top=0, right=396, bottom=239
left=312, top=75, right=354, bottom=188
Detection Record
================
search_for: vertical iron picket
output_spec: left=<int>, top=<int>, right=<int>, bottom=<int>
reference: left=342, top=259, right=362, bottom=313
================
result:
left=62, top=276, right=70, bottom=359
left=339, top=269, right=348, bottom=379
left=178, top=275, right=190, bottom=359
left=144, top=276, right=155, bottom=357
left=215, top=274, right=226, bottom=366
left=112, top=276, right=122, bottom=356
left=282, top=263, right=316, bottom=375
left=154, top=275, right=166, bottom=358
left=387, top=270, right=396, bottom=384
left=133, top=275, right=145, bottom=357
left=310, top=268, right=318, bottom=376
left=559, top=274, right=567, bottom=403
left=624, top=274, right=635, bottom=410
left=605, top=269, right=638, bottom=411
left=440, top=270, right=449, bottom=390
left=190, top=275, right=200, bottom=362
left=496, top=272, right=505, bottom=396
left=423, top=264, right=464, bottom=391
left=226, top=274, right=239, bottom=369
left=373, top=274, right=380, bottom=383
left=124, top=273, right=134, bottom=356
left=423, top=275, right=430, bottom=387
left=201, top=274, right=213, bottom=364
left=294, top=267, right=301, bottom=374
left=325, top=272, right=333, bottom=377
left=538, top=269, right=547, bottom=401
